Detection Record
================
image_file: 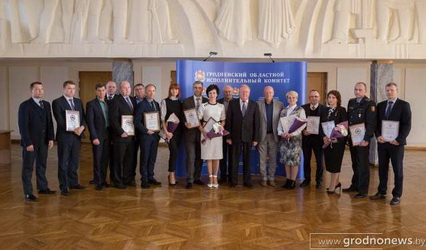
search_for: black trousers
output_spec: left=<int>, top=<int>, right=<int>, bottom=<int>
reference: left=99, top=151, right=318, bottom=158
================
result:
left=349, top=143, right=370, bottom=194
left=302, top=136, right=324, bottom=183
left=230, top=142, right=252, bottom=185
left=131, top=137, right=141, bottom=181
left=113, top=140, right=134, bottom=185
left=168, top=133, right=181, bottom=172
left=57, top=139, right=81, bottom=191
left=92, top=137, right=109, bottom=185
left=21, top=143, right=49, bottom=195
left=108, top=127, right=115, bottom=183
left=140, top=135, right=159, bottom=183
left=219, top=140, right=231, bottom=181
left=377, top=143, right=404, bottom=198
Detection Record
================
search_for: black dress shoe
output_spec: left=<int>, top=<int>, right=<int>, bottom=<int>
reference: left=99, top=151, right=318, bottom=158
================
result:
left=95, top=184, right=103, bottom=191
left=114, top=184, right=127, bottom=189
left=370, top=192, right=387, bottom=200
left=89, top=180, right=95, bottom=185
left=141, top=183, right=150, bottom=189
left=38, top=188, right=56, bottom=194
left=193, top=179, right=205, bottom=185
left=61, top=190, right=70, bottom=196
left=125, top=180, right=136, bottom=187
left=243, top=183, right=253, bottom=188
left=354, top=192, right=367, bottom=198
left=102, top=182, right=111, bottom=188
left=300, top=180, right=310, bottom=188
left=390, top=197, right=400, bottom=205
left=186, top=182, right=193, bottom=189
left=148, top=179, right=161, bottom=185
left=25, top=194, right=37, bottom=201
left=70, top=184, right=85, bottom=190
left=316, top=183, right=322, bottom=189
left=343, top=186, right=358, bottom=193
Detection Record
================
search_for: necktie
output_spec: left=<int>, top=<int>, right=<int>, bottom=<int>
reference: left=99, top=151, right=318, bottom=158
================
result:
left=125, top=97, right=133, bottom=111
left=69, top=99, right=75, bottom=110
left=39, top=101, right=44, bottom=109
left=242, top=101, right=247, bottom=117
left=196, top=97, right=201, bottom=111
left=151, top=101, right=155, bottom=110
left=311, top=105, right=315, bottom=111
left=108, top=95, right=112, bottom=100
left=385, top=101, right=393, bottom=119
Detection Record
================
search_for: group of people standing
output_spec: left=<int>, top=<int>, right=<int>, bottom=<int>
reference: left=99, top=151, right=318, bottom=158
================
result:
left=18, top=80, right=411, bottom=206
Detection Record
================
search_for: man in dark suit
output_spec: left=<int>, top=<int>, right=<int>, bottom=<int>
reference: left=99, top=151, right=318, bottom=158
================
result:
left=109, top=81, right=136, bottom=189
left=301, top=90, right=326, bottom=189
left=257, top=86, right=283, bottom=187
left=182, top=81, right=208, bottom=189
left=217, top=85, right=233, bottom=184
left=134, top=84, right=161, bottom=189
left=86, top=83, right=110, bottom=191
left=105, top=80, right=117, bottom=186
left=370, top=83, right=411, bottom=205
left=226, top=84, right=260, bottom=187
left=18, top=81, right=56, bottom=201
left=130, top=83, right=145, bottom=185
left=52, top=80, right=87, bottom=196
left=344, top=82, right=377, bottom=198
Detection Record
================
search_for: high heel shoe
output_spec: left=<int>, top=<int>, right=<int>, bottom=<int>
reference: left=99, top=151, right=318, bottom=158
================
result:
left=208, top=175, right=213, bottom=188
left=168, top=175, right=177, bottom=186
left=212, top=175, right=219, bottom=188
left=327, top=182, right=342, bottom=194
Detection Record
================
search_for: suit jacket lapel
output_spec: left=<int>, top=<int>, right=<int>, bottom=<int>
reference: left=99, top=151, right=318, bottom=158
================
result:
left=30, top=98, right=43, bottom=119
left=61, top=96, right=73, bottom=110
left=260, top=101, right=267, bottom=123
left=95, top=100, right=106, bottom=123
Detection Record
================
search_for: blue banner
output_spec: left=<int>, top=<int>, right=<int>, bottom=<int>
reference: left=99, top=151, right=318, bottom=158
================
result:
left=175, top=60, right=307, bottom=179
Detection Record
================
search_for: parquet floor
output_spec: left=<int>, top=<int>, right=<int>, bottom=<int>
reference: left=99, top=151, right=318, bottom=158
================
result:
left=0, top=143, right=425, bottom=249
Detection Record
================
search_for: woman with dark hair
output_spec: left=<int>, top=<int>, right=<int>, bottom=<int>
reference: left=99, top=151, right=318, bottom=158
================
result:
left=160, top=83, right=183, bottom=186
left=320, top=90, right=347, bottom=193
left=198, top=84, right=226, bottom=188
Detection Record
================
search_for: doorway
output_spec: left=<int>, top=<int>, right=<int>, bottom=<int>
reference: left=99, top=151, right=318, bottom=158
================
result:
left=307, top=72, right=327, bottom=105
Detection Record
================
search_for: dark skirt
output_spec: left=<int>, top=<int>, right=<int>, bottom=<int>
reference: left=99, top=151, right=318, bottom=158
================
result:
left=323, top=142, right=345, bottom=173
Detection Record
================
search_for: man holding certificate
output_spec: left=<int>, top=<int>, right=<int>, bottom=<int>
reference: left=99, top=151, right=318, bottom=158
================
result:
left=52, top=80, right=87, bottom=196
left=301, top=90, right=326, bottom=189
left=182, top=81, right=208, bottom=189
left=134, top=84, right=161, bottom=189
left=344, top=82, right=377, bottom=199
left=370, top=83, right=411, bottom=205
left=109, top=81, right=136, bottom=189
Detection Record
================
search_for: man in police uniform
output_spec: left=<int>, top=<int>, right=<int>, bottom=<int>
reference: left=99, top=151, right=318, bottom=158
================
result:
left=343, top=82, right=377, bottom=198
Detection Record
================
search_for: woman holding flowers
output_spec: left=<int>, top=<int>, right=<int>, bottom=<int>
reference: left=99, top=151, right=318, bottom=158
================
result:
left=198, top=84, right=226, bottom=188
left=278, top=91, right=306, bottom=189
left=321, top=90, right=348, bottom=193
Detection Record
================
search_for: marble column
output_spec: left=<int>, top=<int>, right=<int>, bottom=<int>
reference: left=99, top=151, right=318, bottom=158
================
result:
left=369, top=60, right=393, bottom=165
left=113, top=59, right=134, bottom=87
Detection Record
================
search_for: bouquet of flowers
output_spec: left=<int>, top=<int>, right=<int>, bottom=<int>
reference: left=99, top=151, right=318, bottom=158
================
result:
left=159, top=113, right=180, bottom=143
left=323, top=121, right=348, bottom=148
left=201, top=118, right=229, bottom=144
left=288, top=117, right=307, bottom=134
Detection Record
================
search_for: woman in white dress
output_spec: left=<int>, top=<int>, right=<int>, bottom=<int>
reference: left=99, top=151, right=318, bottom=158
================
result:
left=198, top=85, right=226, bottom=188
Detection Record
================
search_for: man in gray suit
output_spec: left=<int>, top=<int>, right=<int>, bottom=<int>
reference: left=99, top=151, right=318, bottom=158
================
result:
left=182, top=81, right=208, bottom=189
left=257, top=86, right=283, bottom=187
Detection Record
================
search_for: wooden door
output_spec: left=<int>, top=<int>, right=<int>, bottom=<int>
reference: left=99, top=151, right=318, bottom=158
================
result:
left=307, top=72, right=327, bottom=105
left=79, top=71, right=112, bottom=142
